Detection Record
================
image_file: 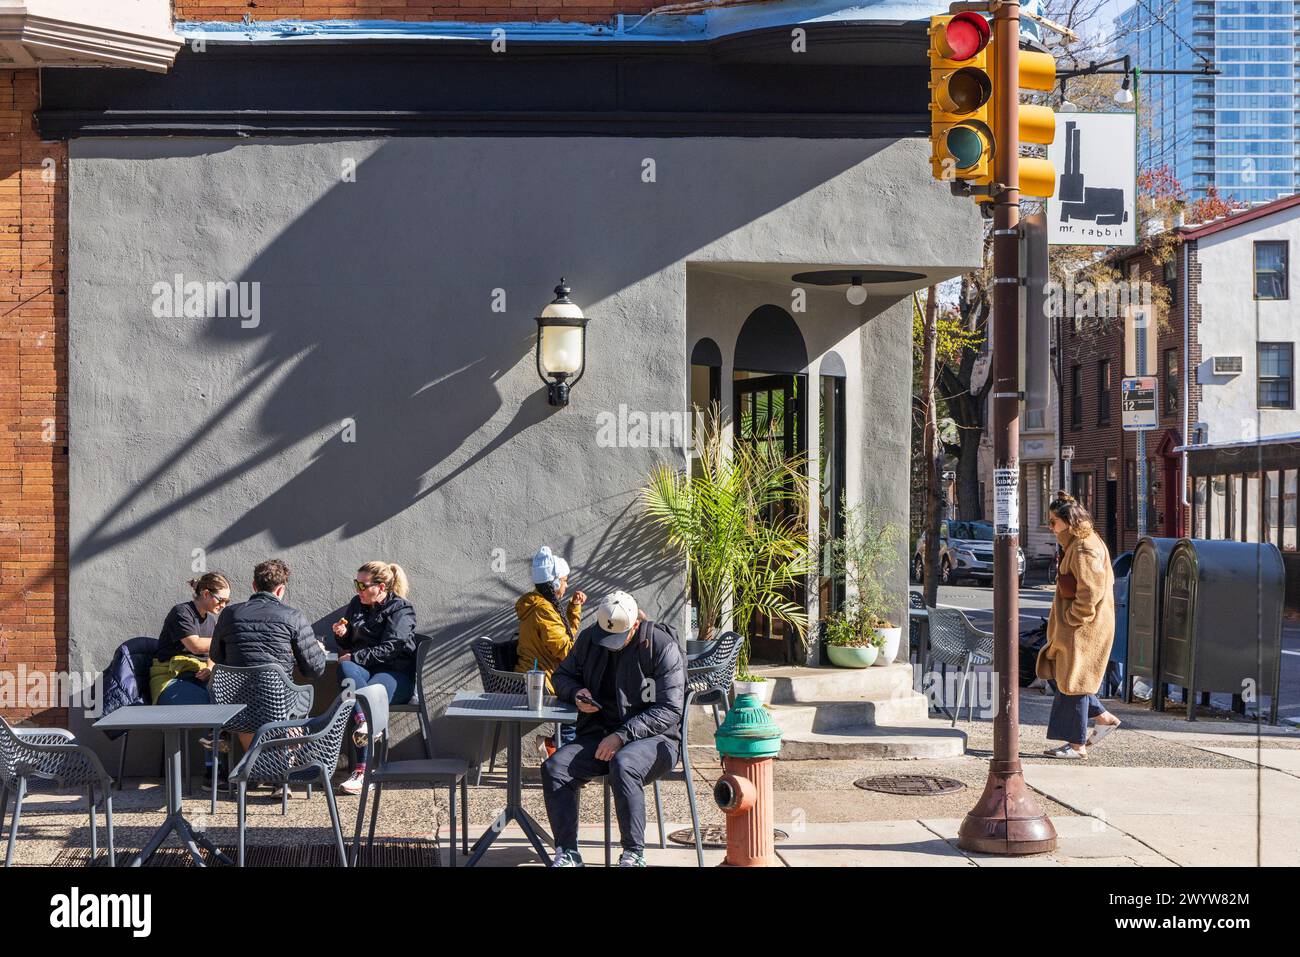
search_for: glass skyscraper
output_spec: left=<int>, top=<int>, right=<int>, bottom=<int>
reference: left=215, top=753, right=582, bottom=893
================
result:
left=1116, top=0, right=1298, bottom=204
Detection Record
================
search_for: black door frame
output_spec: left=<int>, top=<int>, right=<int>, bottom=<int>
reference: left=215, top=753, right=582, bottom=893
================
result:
left=733, top=372, right=808, bottom=664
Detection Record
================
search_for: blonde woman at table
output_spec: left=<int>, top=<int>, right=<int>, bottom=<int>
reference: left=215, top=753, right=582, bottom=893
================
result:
left=332, top=561, right=418, bottom=795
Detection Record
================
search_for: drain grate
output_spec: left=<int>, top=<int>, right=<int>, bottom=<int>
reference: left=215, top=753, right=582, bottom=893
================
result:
left=668, top=825, right=788, bottom=848
left=52, top=839, right=441, bottom=868
left=854, top=774, right=966, bottom=796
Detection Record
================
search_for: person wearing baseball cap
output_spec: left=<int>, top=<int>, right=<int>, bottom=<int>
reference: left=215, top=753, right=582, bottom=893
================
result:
left=515, top=546, right=586, bottom=755
left=542, top=590, right=685, bottom=867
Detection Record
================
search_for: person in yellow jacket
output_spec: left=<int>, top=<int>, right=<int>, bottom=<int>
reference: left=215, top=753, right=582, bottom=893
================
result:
left=1037, top=492, right=1122, bottom=758
left=516, top=546, right=585, bottom=754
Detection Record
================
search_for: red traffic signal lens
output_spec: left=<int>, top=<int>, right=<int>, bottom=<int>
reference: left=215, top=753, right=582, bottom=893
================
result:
left=940, top=12, right=990, bottom=61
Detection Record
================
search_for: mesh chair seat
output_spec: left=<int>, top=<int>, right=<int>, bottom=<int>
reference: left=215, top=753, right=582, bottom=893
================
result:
left=228, top=695, right=355, bottom=867
left=924, top=608, right=994, bottom=668
left=470, top=636, right=527, bottom=694
left=366, top=757, right=469, bottom=784
left=230, top=698, right=355, bottom=787
left=2, top=717, right=116, bottom=867
left=2, top=723, right=104, bottom=790
left=923, top=608, right=993, bottom=727
left=685, top=630, right=744, bottom=698
left=209, top=664, right=314, bottom=733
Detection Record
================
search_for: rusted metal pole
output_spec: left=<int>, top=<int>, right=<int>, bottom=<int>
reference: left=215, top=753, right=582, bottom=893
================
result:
left=922, top=286, right=942, bottom=608
left=957, top=0, right=1056, bottom=855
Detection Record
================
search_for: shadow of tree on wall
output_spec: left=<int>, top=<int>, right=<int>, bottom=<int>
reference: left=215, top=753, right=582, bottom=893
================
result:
left=67, top=136, right=880, bottom=711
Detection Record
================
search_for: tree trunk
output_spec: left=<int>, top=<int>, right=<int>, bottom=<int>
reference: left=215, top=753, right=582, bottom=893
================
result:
left=921, top=286, right=943, bottom=607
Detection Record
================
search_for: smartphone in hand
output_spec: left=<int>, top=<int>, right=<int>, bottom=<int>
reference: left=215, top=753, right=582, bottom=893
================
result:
left=575, top=691, right=600, bottom=710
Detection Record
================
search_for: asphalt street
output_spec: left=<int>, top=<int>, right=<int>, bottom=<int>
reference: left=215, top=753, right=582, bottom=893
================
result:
left=910, top=577, right=1300, bottom=725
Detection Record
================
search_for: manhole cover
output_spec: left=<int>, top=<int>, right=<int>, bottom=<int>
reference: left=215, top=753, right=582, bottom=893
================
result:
left=854, top=774, right=966, bottom=796
left=668, top=825, right=789, bottom=848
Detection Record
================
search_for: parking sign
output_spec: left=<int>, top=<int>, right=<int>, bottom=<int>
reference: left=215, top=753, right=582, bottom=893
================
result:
left=1122, top=376, right=1158, bottom=431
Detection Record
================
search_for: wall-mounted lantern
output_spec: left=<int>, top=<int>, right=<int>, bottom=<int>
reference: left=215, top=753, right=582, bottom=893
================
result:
left=535, top=278, right=590, bottom=407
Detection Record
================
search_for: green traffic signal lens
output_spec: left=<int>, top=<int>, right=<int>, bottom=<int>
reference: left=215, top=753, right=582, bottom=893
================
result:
left=946, top=126, right=985, bottom=169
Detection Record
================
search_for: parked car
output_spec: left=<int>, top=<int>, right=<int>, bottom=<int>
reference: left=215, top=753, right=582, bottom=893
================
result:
left=913, top=520, right=1025, bottom=587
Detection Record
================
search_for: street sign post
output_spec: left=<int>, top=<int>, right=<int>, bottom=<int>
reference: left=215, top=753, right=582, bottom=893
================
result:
left=1122, top=376, right=1158, bottom=431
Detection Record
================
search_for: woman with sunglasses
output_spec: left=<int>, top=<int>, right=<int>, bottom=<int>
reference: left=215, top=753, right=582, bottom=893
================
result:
left=149, top=572, right=232, bottom=706
left=332, top=562, right=418, bottom=795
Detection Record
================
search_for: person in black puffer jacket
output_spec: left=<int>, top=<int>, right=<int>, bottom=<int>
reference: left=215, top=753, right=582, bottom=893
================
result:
left=210, top=558, right=327, bottom=749
left=331, top=561, right=418, bottom=795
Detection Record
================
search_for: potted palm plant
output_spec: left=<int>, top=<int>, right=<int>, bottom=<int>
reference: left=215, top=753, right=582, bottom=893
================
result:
left=642, top=406, right=811, bottom=703
left=827, top=501, right=902, bottom=668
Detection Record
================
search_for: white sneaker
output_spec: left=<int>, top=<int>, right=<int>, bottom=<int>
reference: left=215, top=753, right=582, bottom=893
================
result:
left=338, top=770, right=365, bottom=795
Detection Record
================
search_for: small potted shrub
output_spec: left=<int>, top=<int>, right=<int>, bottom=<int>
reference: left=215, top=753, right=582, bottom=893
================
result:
left=828, top=501, right=902, bottom=668
left=824, top=611, right=878, bottom=669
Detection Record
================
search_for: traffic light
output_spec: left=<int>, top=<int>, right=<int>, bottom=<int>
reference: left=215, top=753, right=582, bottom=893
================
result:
left=928, top=13, right=1059, bottom=199
left=929, top=12, right=995, bottom=186
left=996, top=45, right=1057, bottom=198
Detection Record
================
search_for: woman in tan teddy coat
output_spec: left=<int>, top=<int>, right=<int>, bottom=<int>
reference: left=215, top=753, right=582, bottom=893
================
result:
left=1037, top=492, right=1122, bottom=758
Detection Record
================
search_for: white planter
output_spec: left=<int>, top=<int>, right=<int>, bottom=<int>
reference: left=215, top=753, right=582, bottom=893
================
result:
left=872, top=626, right=902, bottom=666
left=732, top=679, right=773, bottom=706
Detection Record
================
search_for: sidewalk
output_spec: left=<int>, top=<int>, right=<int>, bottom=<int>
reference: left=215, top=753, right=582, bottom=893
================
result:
left=7, top=693, right=1298, bottom=866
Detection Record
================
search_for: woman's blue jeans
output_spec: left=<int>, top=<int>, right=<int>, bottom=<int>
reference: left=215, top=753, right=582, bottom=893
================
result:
left=338, top=659, right=414, bottom=766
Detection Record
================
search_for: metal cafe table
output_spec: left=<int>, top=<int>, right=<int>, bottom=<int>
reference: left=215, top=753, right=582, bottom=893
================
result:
left=94, top=703, right=245, bottom=866
left=445, top=691, right=577, bottom=867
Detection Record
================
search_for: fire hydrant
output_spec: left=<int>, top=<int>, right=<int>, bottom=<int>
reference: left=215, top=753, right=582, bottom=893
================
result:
left=713, top=692, right=783, bottom=866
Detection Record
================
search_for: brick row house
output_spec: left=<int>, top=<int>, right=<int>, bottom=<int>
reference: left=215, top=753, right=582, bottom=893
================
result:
left=1058, top=192, right=1300, bottom=577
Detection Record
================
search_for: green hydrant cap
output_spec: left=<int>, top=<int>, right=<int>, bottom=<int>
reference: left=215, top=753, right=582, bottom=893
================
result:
left=714, top=692, right=783, bottom=759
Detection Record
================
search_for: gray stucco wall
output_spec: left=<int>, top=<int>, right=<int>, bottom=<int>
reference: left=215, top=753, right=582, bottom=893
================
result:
left=67, top=135, right=980, bottom=759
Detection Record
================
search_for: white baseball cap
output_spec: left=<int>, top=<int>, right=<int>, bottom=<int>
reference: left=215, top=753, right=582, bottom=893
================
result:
left=595, top=591, right=639, bottom=648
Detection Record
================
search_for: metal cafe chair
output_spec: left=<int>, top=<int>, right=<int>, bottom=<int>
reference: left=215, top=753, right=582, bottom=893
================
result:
left=349, top=686, right=469, bottom=867
left=470, top=634, right=526, bottom=784
left=924, top=607, right=994, bottom=727
left=1, top=717, right=116, bottom=867
left=209, top=663, right=315, bottom=815
left=590, top=679, right=706, bottom=868
left=385, top=636, right=435, bottom=758
left=229, top=693, right=355, bottom=867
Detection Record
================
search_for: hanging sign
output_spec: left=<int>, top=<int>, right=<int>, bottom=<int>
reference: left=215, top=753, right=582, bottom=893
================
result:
left=1048, top=112, right=1137, bottom=247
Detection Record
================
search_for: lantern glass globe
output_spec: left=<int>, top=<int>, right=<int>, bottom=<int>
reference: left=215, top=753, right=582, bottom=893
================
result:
left=846, top=283, right=868, bottom=306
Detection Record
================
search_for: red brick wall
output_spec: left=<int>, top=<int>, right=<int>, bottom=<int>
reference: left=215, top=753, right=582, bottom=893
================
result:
left=0, top=70, right=68, bottom=727
left=173, top=2, right=655, bottom=22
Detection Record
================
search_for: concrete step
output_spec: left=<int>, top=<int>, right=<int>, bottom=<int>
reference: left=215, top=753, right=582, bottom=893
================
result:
left=778, top=724, right=968, bottom=760
left=753, top=662, right=917, bottom=705
left=766, top=695, right=929, bottom=734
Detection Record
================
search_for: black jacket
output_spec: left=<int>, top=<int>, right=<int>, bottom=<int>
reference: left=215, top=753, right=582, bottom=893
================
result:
left=553, top=619, right=685, bottom=747
left=337, top=593, right=418, bottom=672
left=99, top=636, right=159, bottom=737
left=210, top=591, right=326, bottom=678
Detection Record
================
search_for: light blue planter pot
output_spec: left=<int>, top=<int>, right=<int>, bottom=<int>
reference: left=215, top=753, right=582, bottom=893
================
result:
left=827, top=644, right=879, bottom=669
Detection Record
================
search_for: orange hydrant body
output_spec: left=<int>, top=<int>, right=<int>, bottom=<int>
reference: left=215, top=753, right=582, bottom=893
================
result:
left=715, top=755, right=777, bottom=866
left=712, top=691, right=783, bottom=867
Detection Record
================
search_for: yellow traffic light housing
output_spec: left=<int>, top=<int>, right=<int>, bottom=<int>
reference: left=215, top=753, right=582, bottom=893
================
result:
left=929, top=12, right=995, bottom=186
left=989, top=46, right=1058, bottom=199
left=929, top=13, right=1059, bottom=200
